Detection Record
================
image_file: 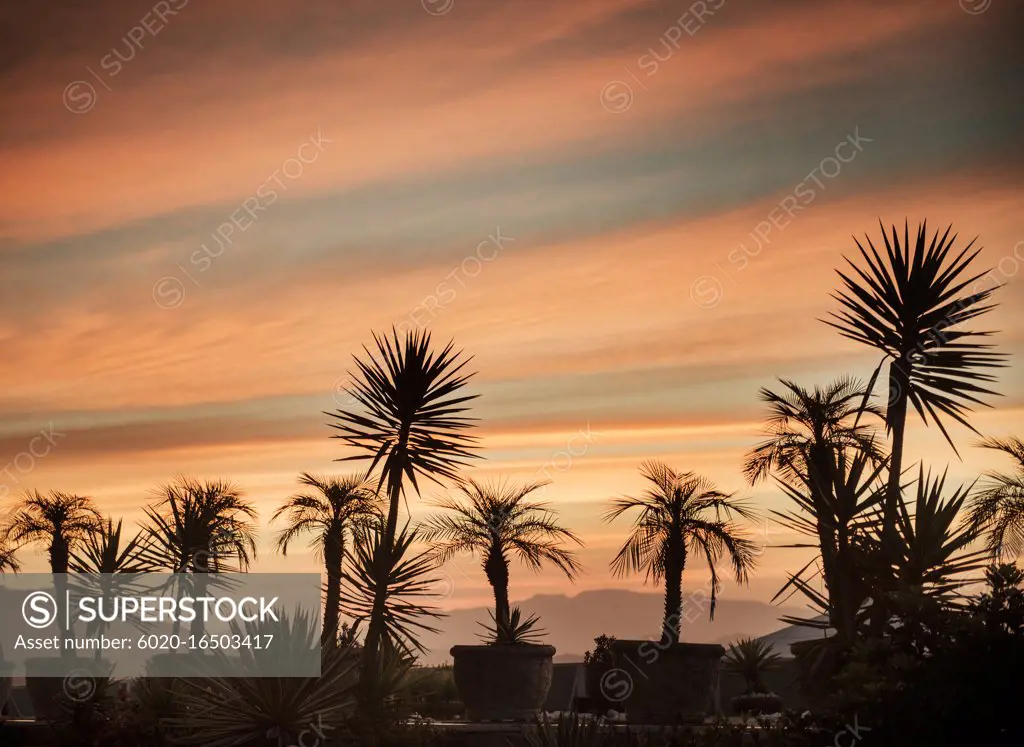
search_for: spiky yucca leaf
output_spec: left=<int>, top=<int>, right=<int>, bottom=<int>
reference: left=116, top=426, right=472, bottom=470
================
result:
left=341, top=522, right=444, bottom=656
left=325, top=328, right=480, bottom=494
left=895, top=467, right=989, bottom=604
left=724, top=637, right=782, bottom=693
left=525, top=712, right=606, bottom=747
left=478, top=606, right=546, bottom=645
left=169, top=609, right=357, bottom=747
left=825, top=220, right=1005, bottom=449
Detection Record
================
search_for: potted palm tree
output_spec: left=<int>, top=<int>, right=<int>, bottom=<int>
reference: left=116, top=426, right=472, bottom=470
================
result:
left=272, top=471, right=381, bottom=644
left=4, top=490, right=103, bottom=719
left=724, top=637, right=783, bottom=715
left=423, top=478, right=582, bottom=721
left=326, top=328, right=480, bottom=715
left=604, top=461, right=759, bottom=724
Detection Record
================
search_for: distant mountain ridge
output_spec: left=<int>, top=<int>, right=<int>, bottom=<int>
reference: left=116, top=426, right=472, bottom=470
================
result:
left=417, top=589, right=802, bottom=666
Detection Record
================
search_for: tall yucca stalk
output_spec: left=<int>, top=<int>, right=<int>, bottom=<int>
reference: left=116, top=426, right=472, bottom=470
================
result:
left=325, top=328, right=479, bottom=708
left=825, top=221, right=1005, bottom=551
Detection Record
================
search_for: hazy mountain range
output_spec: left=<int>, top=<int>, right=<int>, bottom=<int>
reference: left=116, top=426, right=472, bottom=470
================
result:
left=417, top=589, right=805, bottom=666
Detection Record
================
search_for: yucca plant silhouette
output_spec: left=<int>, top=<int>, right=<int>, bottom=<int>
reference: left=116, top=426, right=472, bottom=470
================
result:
left=825, top=221, right=1005, bottom=553
left=170, top=608, right=357, bottom=747
left=340, top=519, right=444, bottom=661
left=326, top=328, right=479, bottom=707
left=605, top=461, right=759, bottom=644
left=422, top=478, right=582, bottom=643
left=272, top=471, right=381, bottom=644
left=968, top=436, right=1024, bottom=559
left=894, top=467, right=989, bottom=604
left=771, top=448, right=888, bottom=644
left=69, top=517, right=158, bottom=661
left=0, top=540, right=19, bottom=573
left=723, top=637, right=782, bottom=694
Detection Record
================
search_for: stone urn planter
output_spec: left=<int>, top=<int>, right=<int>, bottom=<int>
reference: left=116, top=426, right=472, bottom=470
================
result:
left=609, top=640, right=724, bottom=724
left=450, top=644, right=555, bottom=721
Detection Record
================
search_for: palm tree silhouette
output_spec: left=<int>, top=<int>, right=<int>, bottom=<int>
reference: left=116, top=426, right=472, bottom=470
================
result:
left=746, top=377, right=887, bottom=644
left=825, top=221, right=1005, bottom=547
left=605, top=461, right=759, bottom=644
left=325, top=328, right=479, bottom=701
left=743, top=377, right=884, bottom=488
left=4, top=490, right=101, bottom=648
left=0, top=542, right=19, bottom=574
left=5, top=491, right=101, bottom=574
left=140, top=477, right=257, bottom=639
left=272, top=472, right=381, bottom=644
left=422, top=478, right=582, bottom=634
left=968, top=436, right=1024, bottom=559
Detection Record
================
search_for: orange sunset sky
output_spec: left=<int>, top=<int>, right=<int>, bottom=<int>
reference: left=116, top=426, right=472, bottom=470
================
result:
left=0, top=0, right=1022, bottom=614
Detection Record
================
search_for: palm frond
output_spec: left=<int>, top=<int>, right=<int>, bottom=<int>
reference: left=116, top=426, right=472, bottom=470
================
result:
left=969, top=436, right=1024, bottom=558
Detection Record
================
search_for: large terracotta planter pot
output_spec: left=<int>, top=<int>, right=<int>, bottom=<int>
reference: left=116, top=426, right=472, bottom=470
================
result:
left=609, top=640, right=724, bottom=724
left=450, top=644, right=555, bottom=721
left=24, top=657, right=110, bottom=722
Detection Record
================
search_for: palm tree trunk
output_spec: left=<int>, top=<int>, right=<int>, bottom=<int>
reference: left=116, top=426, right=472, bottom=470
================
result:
left=323, top=530, right=343, bottom=645
left=485, top=547, right=511, bottom=628
left=51, top=539, right=72, bottom=655
left=359, top=431, right=409, bottom=713
left=662, top=545, right=683, bottom=645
